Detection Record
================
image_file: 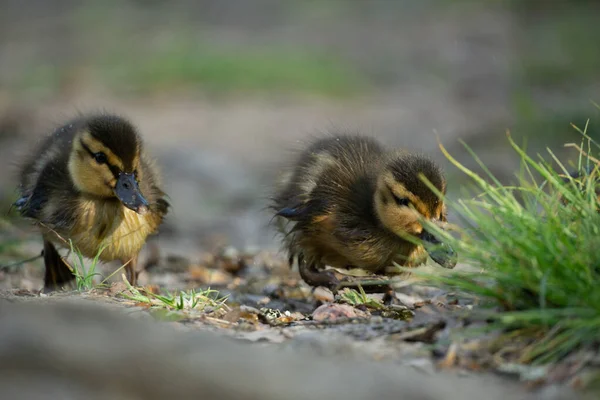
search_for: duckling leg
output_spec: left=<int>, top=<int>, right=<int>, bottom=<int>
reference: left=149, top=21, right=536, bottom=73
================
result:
left=42, top=239, right=75, bottom=293
left=298, top=258, right=340, bottom=292
left=124, top=255, right=139, bottom=286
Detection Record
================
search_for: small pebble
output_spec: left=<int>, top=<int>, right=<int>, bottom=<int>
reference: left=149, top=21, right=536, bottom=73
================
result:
left=313, top=286, right=334, bottom=303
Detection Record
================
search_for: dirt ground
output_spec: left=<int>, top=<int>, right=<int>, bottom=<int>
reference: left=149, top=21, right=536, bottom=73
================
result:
left=0, top=275, right=583, bottom=400
left=1, top=297, right=581, bottom=400
left=0, top=227, right=594, bottom=399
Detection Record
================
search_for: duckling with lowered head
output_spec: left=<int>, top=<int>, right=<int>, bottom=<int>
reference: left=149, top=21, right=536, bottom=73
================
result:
left=14, top=114, right=169, bottom=291
left=271, top=134, right=456, bottom=290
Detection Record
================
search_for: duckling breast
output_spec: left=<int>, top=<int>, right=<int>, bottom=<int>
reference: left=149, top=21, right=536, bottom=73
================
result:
left=62, top=198, right=162, bottom=262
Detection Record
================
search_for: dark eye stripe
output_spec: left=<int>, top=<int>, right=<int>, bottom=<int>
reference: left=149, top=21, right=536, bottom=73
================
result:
left=80, top=139, right=120, bottom=178
left=392, top=192, right=410, bottom=207
left=385, top=183, right=410, bottom=207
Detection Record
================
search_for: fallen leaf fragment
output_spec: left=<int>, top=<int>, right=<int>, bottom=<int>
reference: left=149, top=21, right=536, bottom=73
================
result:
left=189, top=265, right=231, bottom=285
left=438, top=342, right=458, bottom=369
left=223, top=306, right=261, bottom=324
left=312, top=303, right=370, bottom=322
left=108, top=281, right=129, bottom=296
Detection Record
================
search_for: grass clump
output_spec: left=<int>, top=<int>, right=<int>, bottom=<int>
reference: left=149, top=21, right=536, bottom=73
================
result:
left=68, top=240, right=105, bottom=291
left=58, top=240, right=229, bottom=320
left=419, top=121, right=600, bottom=365
left=339, top=286, right=384, bottom=310
left=121, top=280, right=229, bottom=314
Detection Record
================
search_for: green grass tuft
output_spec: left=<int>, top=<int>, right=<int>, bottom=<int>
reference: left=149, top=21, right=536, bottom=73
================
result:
left=68, top=240, right=105, bottom=291
left=418, top=121, right=600, bottom=365
left=121, top=280, right=229, bottom=314
left=339, top=286, right=384, bottom=310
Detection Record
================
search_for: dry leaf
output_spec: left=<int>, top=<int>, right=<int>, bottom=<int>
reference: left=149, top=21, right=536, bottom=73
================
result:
left=189, top=266, right=231, bottom=285
left=312, top=303, right=370, bottom=322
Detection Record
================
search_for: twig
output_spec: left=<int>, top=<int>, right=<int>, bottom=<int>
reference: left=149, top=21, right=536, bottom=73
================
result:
left=99, top=258, right=133, bottom=286
left=38, top=222, right=69, bottom=245
left=564, top=143, right=600, bottom=166
left=0, top=251, right=43, bottom=270
left=336, top=278, right=395, bottom=293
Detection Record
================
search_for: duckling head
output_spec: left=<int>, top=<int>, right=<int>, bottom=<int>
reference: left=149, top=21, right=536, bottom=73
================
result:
left=68, top=115, right=150, bottom=214
left=374, top=153, right=457, bottom=268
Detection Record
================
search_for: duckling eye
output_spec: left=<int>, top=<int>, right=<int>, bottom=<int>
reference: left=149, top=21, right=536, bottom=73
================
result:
left=94, top=152, right=108, bottom=164
left=392, top=193, right=410, bottom=207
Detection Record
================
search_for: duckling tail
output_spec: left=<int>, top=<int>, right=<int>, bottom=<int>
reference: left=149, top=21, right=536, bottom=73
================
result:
left=276, top=206, right=306, bottom=219
left=275, top=198, right=325, bottom=221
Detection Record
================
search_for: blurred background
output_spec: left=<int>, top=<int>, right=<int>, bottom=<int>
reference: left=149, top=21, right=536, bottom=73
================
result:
left=1, top=0, right=599, bottom=257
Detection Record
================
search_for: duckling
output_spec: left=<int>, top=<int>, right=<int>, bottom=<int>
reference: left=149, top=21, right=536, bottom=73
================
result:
left=271, top=134, right=456, bottom=290
left=14, top=114, right=169, bottom=292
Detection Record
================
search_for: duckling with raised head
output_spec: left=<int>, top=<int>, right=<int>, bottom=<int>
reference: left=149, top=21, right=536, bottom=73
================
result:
left=271, top=134, right=456, bottom=290
left=14, top=114, right=169, bottom=291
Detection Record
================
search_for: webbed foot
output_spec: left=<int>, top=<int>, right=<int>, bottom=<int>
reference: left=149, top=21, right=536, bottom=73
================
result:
left=298, top=261, right=340, bottom=292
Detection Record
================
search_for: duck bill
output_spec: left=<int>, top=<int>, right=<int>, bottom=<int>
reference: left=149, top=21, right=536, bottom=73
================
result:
left=114, top=172, right=149, bottom=214
left=419, top=228, right=458, bottom=269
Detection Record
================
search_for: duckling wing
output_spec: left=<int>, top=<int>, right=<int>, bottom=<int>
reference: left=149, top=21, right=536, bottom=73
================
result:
left=15, top=160, right=75, bottom=227
left=275, top=198, right=326, bottom=221
left=14, top=180, right=50, bottom=220
left=13, top=194, right=38, bottom=218
left=14, top=193, right=44, bottom=219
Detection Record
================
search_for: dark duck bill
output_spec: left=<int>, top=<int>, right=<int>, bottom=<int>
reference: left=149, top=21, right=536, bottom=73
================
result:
left=114, top=172, right=149, bottom=214
left=419, top=229, right=458, bottom=269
